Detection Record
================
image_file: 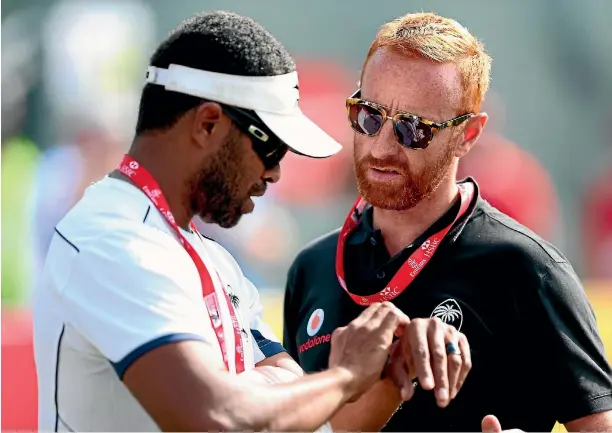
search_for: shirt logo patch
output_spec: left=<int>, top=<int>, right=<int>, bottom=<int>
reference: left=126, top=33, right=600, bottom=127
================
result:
left=431, top=298, right=463, bottom=331
left=300, top=308, right=331, bottom=354
left=306, top=308, right=325, bottom=337
left=227, top=285, right=240, bottom=309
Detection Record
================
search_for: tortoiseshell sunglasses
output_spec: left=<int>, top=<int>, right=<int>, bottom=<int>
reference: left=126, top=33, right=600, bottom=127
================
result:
left=346, top=89, right=474, bottom=150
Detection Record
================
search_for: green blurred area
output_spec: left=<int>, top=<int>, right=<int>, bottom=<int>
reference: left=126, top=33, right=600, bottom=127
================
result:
left=1, top=137, right=40, bottom=307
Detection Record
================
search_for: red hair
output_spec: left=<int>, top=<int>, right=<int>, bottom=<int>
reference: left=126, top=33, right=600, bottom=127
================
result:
left=365, top=12, right=492, bottom=113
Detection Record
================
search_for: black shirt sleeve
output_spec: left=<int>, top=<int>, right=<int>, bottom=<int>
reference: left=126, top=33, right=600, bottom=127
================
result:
left=525, top=261, right=612, bottom=423
left=283, top=259, right=300, bottom=362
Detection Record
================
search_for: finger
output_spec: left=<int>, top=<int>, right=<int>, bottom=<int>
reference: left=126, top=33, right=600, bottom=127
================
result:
left=446, top=329, right=462, bottom=400
left=456, top=333, right=472, bottom=394
left=368, top=302, right=395, bottom=327
left=350, top=303, right=382, bottom=327
left=427, top=319, right=449, bottom=407
left=368, top=302, right=406, bottom=330
left=392, top=308, right=411, bottom=338
left=330, top=326, right=346, bottom=344
left=395, top=361, right=415, bottom=401
left=481, top=415, right=502, bottom=433
left=406, top=319, right=434, bottom=391
left=387, top=344, right=415, bottom=401
left=376, top=304, right=403, bottom=344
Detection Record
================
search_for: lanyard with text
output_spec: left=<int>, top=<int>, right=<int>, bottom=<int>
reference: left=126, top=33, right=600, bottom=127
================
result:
left=336, top=182, right=475, bottom=306
left=118, top=155, right=245, bottom=374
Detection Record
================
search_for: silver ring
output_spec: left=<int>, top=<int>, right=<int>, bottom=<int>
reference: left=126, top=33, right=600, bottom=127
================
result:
left=446, top=342, right=461, bottom=356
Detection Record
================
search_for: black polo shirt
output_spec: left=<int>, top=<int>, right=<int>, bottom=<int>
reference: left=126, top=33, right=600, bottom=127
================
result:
left=283, top=179, right=612, bottom=432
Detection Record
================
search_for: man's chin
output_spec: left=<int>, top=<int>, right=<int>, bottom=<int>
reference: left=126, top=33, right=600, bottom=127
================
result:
left=199, top=210, right=243, bottom=229
left=358, top=185, right=419, bottom=211
left=241, top=197, right=255, bottom=215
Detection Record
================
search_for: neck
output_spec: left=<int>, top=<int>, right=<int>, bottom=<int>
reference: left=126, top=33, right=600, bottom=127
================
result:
left=111, top=137, right=194, bottom=230
left=373, top=178, right=459, bottom=257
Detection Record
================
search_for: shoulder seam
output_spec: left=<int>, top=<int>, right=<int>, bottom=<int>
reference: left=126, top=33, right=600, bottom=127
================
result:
left=54, top=228, right=80, bottom=253
left=481, top=210, right=566, bottom=263
left=142, top=205, right=151, bottom=223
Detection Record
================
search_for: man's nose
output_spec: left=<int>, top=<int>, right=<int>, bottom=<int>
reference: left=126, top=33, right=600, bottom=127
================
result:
left=263, top=163, right=281, bottom=184
left=370, top=121, right=400, bottom=159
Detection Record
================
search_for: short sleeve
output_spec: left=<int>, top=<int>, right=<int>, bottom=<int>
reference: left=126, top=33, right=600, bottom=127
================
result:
left=242, top=278, right=286, bottom=364
left=526, top=262, right=612, bottom=423
left=56, top=227, right=218, bottom=379
left=282, top=260, right=300, bottom=362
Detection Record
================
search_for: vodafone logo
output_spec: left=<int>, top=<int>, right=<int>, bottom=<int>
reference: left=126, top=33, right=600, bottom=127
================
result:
left=306, top=308, right=324, bottom=337
left=300, top=309, right=331, bottom=354
left=129, top=161, right=139, bottom=169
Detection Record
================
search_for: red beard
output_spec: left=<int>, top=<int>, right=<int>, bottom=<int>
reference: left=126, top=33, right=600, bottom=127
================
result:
left=354, top=144, right=456, bottom=211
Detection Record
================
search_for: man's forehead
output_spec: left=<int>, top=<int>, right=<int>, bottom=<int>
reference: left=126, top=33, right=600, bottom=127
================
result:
left=361, top=49, right=463, bottom=120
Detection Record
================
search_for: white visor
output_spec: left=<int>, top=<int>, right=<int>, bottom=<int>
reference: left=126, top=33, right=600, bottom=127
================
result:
left=145, top=64, right=342, bottom=158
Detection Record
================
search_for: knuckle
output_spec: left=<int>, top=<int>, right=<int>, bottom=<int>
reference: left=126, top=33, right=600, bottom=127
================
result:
left=430, top=317, right=444, bottom=328
left=432, top=347, right=446, bottom=359
left=414, top=345, right=429, bottom=359
left=332, top=327, right=345, bottom=338
left=347, top=321, right=360, bottom=331
left=445, top=324, right=457, bottom=335
left=449, top=355, right=462, bottom=368
left=411, top=317, right=424, bottom=325
left=464, top=359, right=473, bottom=371
left=364, top=322, right=378, bottom=334
left=411, top=318, right=426, bottom=330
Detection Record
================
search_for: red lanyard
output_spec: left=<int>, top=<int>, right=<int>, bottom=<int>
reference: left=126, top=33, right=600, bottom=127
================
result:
left=336, top=182, right=475, bottom=306
left=118, top=155, right=245, bottom=374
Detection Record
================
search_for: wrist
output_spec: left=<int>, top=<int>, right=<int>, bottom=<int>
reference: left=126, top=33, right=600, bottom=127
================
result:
left=380, top=377, right=404, bottom=405
left=328, top=365, right=357, bottom=402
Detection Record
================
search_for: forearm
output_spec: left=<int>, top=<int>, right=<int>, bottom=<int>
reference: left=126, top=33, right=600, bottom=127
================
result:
left=218, top=366, right=354, bottom=432
left=331, top=378, right=402, bottom=432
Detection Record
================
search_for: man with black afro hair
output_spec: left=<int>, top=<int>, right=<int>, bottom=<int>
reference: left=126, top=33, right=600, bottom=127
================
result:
left=33, top=10, right=422, bottom=432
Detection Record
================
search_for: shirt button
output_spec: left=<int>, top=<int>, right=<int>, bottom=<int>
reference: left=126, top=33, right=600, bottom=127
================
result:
left=376, top=270, right=386, bottom=279
left=370, top=237, right=377, bottom=246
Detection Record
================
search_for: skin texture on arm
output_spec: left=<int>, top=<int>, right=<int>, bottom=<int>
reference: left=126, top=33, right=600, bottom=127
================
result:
left=124, top=341, right=355, bottom=432
left=124, top=302, right=406, bottom=432
left=331, top=379, right=402, bottom=432
left=258, top=352, right=404, bottom=432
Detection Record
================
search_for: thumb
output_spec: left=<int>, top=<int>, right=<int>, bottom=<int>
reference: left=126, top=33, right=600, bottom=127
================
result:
left=481, top=414, right=502, bottom=432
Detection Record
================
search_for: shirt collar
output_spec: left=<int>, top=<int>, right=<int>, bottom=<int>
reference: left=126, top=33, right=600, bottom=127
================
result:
left=346, top=177, right=482, bottom=247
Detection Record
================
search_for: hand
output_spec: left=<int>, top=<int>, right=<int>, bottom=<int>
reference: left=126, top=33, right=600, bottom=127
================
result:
left=481, top=414, right=524, bottom=432
left=328, top=302, right=409, bottom=402
left=391, top=318, right=472, bottom=408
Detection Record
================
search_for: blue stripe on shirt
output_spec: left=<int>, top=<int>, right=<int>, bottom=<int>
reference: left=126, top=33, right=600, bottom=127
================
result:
left=251, top=329, right=287, bottom=358
left=111, top=333, right=205, bottom=379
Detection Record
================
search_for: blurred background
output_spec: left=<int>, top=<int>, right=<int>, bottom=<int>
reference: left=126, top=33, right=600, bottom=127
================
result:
left=2, top=0, right=612, bottom=430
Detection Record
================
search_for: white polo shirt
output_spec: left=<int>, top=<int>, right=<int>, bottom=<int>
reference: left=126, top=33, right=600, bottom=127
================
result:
left=33, top=176, right=286, bottom=432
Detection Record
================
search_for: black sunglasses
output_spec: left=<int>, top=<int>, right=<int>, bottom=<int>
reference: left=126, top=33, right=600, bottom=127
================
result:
left=346, top=89, right=473, bottom=150
left=221, top=104, right=288, bottom=169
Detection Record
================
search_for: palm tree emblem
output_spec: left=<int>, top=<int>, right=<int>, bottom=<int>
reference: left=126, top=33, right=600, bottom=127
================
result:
left=431, top=300, right=463, bottom=329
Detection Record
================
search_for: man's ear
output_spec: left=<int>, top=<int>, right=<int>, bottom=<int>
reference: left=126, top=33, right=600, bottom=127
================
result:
left=455, top=112, right=488, bottom=158
left=191, top=102, right=227, bottom=150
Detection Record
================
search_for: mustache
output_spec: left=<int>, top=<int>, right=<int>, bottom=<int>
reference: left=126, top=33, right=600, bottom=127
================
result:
left=357, top=154, right=407, bottom=174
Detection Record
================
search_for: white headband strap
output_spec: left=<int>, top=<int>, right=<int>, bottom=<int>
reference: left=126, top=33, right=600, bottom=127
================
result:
left=145, top=64, right=299, bottom=115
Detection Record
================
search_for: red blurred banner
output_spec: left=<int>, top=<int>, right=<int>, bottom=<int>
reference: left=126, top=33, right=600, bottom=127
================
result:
left=2, top=310, right=37, bottom=431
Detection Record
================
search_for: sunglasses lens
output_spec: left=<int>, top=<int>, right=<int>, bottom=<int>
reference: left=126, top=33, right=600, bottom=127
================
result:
left=262, top=144, right=288, bottom=169
left=394, top=116, right=433, bottom=149
left=348, top=101, right=385, bottom=136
